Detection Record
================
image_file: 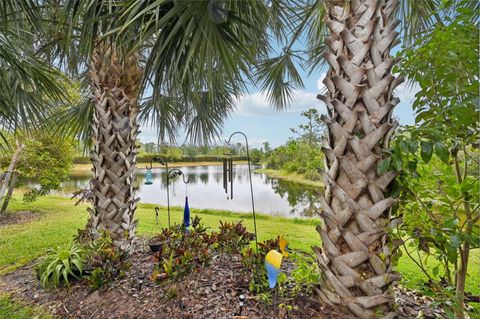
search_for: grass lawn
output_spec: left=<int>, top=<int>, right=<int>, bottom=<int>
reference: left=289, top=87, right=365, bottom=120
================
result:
left=0, top=194, right=478, bottom=315
left=0, top=294, right=52, bottom=319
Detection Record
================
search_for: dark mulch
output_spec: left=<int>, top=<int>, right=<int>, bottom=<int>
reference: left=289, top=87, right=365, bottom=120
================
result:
left=0, top=238, right=444, bottom=319
left=0, top=211, right=40, bottom=226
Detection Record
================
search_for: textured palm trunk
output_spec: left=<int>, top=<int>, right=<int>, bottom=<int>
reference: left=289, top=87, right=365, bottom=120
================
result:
left=87, top=42, right=142, bottom=253
left=314, top=1, right=403, bottom=318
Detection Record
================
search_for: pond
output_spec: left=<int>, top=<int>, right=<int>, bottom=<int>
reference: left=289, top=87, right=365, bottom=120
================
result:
left=27, top=165, right=322, bottom=218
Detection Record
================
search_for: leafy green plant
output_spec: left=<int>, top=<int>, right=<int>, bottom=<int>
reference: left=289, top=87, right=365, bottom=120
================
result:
left=289, top=252, right=321, bottom=295
left=35, top=242, right=85, bottom=289
left=165, top=285, right=178, bottom=300
left=390, top=3, right=479, bottom=317
left=215, top=220, right=255, bottom=254
left=85, top=231, right=130, bottom=289
left=151, top=216, right=214, bottom=282
left=87, top=268, right=106, bottom=290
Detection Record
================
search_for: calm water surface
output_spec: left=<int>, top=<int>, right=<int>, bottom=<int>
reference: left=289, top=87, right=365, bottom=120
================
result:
left=33, top=165, right=322, bottom=218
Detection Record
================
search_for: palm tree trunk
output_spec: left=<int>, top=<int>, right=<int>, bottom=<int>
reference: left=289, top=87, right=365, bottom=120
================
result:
left=1, top=172, right=17, bottom=214
left=315, top=1, right=403, bottom=318
left=87, top=41, right=142, bottom=253
left=0, top=142, right=24, bottom=214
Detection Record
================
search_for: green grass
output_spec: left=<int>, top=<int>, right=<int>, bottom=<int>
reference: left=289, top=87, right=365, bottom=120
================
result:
left=0, top=194, right=321, bottom=274
left=0, top=294, right=52, bottom=319
left=1, top=194, right=479, bottom=316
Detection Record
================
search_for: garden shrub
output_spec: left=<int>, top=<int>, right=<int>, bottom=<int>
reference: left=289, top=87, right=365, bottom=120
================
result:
left=35, top=242, right=86, bottom=289
left=151, top=216, right=214, bottom=282
left=85, top=231, right=131, bottom=289
left=215, top=220, right=255, bottom=254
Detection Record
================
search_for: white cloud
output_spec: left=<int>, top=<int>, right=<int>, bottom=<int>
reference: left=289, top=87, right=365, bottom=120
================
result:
left=234, top=89, right=326, bottom=117
left=394, top=81, right=420, bottom=104
left=316, top=72, right=327, bottom=92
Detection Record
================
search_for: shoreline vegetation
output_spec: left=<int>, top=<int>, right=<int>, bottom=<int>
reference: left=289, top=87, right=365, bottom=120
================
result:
left=255, top=168, right=323, bottom=188
left=69, top=161, right=248, bottom=175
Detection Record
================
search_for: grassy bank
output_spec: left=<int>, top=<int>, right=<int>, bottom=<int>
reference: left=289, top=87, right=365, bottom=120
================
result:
left=256, top=168, right=323, bottom=188
left=0, top=294, right=52, bottom=319
left=70, top=161, right=247, bottom=175
left=0, top=194, right=478, bottom=310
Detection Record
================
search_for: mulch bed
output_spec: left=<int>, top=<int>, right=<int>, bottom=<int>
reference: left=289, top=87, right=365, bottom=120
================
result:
left=0, top=211, right=40, bottom=226
left=0, top=238, right=444, bottom=319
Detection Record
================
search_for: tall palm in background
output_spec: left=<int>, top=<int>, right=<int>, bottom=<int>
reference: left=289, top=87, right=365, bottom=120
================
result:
left=0, top=1, right=67, bottom=212
left=0, top=1, right=66, bottom=141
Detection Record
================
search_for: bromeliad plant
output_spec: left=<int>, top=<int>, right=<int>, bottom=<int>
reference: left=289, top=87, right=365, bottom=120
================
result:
left=151, top=216, right=214, bottom=282
left=35, top=242, right=86, bottom=289
left=216, top=220, right=255, bottom=254
left=85, top=231, right=131, bottom=290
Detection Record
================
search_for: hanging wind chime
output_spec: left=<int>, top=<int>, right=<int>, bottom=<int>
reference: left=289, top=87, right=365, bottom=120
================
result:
left=223, top=153, right=233, bottom=200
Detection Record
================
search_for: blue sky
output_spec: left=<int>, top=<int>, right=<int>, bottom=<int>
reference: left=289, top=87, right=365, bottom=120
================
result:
left=140, top=45, right=419, bottom=148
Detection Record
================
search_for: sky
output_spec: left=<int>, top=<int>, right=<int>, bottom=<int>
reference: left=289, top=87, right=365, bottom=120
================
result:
left=139, top=45, right=420, bottom=148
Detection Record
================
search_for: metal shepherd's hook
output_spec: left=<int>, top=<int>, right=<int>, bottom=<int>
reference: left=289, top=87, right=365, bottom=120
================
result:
left=226, top=131, right=258, bottom=252
left=147, top=156, right=169, bottom=227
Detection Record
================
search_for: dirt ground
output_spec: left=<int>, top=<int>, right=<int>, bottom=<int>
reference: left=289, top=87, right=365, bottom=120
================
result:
left=0, top=238, right=445, bottom=319
left=0, top=210, right=40, bottom=227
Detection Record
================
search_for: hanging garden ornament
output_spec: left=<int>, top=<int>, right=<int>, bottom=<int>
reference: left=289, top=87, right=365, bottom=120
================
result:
left=168, top=168, right=190, bottom=231
left=144, top=169, right=153, bottom=185
left=223, top=153, right=233, bottom=200
left=183, top=196, right=190, bottom=230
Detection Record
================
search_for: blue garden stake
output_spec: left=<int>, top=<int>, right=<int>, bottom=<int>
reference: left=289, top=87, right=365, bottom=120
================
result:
left=183, top=196, right=190, bottom=229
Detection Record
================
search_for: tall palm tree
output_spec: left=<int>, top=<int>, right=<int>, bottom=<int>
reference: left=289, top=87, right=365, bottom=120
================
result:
left=44, top=0, right=276, bottom=252
left=313, top=1, right=404, bottom=317
left=310, top=0, right=443, bottom=317
left=256, top=0, right=439, bottom=317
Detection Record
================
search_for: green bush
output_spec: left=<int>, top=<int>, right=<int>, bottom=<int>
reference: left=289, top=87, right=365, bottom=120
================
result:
left=265, top=140, right=323, bottom=180
left=85, top=231, right=130, bottom=290
left=151, top=216, right=215, bottom=282
left=215, top=220, right=255, bottom=254
left=35, top=242, right=85, bottom=289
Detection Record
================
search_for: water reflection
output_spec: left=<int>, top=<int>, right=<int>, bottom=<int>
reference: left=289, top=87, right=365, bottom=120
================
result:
left=26, top=165, right=322, bottom=218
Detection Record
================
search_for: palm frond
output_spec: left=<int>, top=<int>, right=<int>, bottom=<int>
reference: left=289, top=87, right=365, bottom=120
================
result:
left=255, top=50, right=304, bottom=110
left=0, top=25, right=69, bottom=136
left=138, top=93, right=184, bottom=144
left=183, top=89, right=236, bottom=145
left=51, top=77, right=93, bottom=152
left=398, top=0, right=441, bottom=46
